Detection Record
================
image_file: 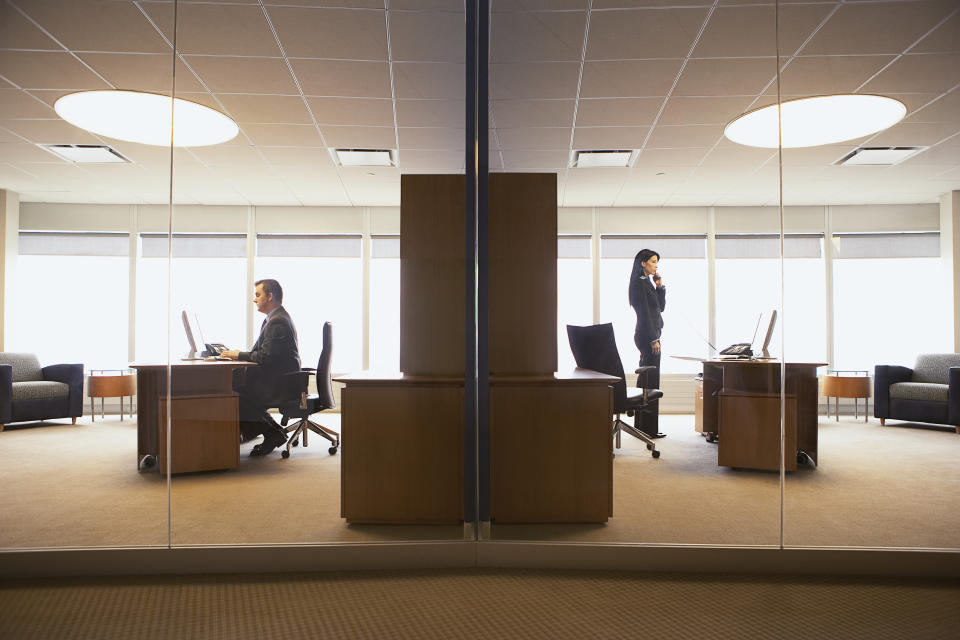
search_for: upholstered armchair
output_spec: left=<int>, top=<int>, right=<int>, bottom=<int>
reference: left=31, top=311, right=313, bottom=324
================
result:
left=0, top=352, right=84, bottom=431
left=874, top=353, right=960, bottom=433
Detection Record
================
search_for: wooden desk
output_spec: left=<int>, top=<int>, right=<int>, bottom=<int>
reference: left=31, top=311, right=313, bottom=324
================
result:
left=336, top=372, right=464, bottom=524
left=489, top=369, right=617, bottom=524
left=131, top=360, right=254, bottom=474
left=702, top=360, right=825, bottom=470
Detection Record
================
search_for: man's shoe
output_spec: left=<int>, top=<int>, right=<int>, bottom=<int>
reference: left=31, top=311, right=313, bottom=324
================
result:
left=250, top=430, right=287, bottom=457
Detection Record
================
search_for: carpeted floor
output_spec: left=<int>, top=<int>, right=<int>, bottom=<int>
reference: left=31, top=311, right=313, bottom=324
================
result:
left=1, top=568, right=958, bottom=639
left=0, top=412, right=958, bottom=549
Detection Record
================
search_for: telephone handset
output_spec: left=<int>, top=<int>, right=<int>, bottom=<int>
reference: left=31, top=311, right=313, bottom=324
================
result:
left=202, top=343, right=228, bottom=357
left=719, top=343, right=753, bottom=358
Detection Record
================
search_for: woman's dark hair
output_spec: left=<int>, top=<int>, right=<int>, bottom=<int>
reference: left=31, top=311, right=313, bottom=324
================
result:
left=636, top=248, right=660, bottom=265
left=628, top=249, right=660, bottom=307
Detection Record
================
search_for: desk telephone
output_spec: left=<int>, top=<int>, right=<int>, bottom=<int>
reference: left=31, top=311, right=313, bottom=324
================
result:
left=719, top=343, right=753, bottom=358
left=202, top=343, right=228, bottom=357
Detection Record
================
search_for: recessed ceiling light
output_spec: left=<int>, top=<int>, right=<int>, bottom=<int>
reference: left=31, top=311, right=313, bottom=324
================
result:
left=41, top=144, right=129, bottom=163
left=54, top=90, right=239, bottom=147
left=335, top=149, right=394, bottom=167
left=573, top=150, right=635, bottom=168
left=836, top=146, right=925, bottom=166
left=724, top=94, right=906, bottom=148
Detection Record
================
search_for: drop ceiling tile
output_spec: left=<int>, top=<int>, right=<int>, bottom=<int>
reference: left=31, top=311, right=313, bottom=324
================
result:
left=495, top=127, right=571, bottom=150
left=293, top=59, right=392, bottom=98
left=493, top=0, right=585, bottom=9
left=291, top=186, right=352, bottom=207
left=268, top=0, right=383, bottom=8
left=672, top=58, right=776, bottom=96
left=491, top=100, right=575, bottom=128
left=659, top=96, right=755, bottom=126
left=575, top=98, right=661, bottom=127
left=340, top=167, right=399, bottom=182
left=319, top=125, right=396, bottom=148
left=306, top=97, right=394, bottom=126
left=272, top=164, right=341, bottom=182
left=490, top=62, right=582, bottom=99
left=341, top=182, right=400, bottom=207
left=904, top=91, right=960, bottom=123
left=491, top=11, right=585, bottom=62
left=0, top=141, right=67, bottom=162
left=397, top=127, right=464, bottom=150
left=395, top=100, right=464, bottom=127
left=397, top=150, right=463, bottom=170
left=0, top=127, right=22, bottom=143
left=862, top=53, right=960, bottom=94
left=693, top=4, right=833, bottom=58
left=257, top=146, right=335, bottom=167
left=0, top=51, right=111, bottom=91
left=500, top=150, right=570, bottom=170
left=241, top=123, right=324, bottom=146
left=775, top=55, right=895, bottom=95
left=580, top=60, right=684, bottom=98
left=777, top=145, right=853, bottom=167
left=802, top=1, right=957, bottom=56
left=910, top=9, right=960, bottom=54
left=216, top=94, right=313, bottom=124
left=699, top=146, right=776, bottom=170
left=267, top=7, right=387, bottom=60
left=186, top=56, right=299, bottom=94
left=6, top=160, right=85, bottom=179
left=0, top=2, right=60, bottom=50
left=188, top=144, right=266, bottom=166
left=389, top=10, right=464, bottom=62
left=633, top=148, right=706, bottom=167
left=899, top=144, right=960, bottom=166
left=586, top=8, right=708, bottom=60
left=0, top=90, right=57, bottom=119
left=143, top=3, right=281, bottom=56
left=392, top=62, right=464, bottom=100
left=0, top=118, right=101, bottom=144
left=78, top=53, right=205, bottom=93
left=596, top=0, right=721, bottom=6
left=15, top=0, right=172, bottom=53
left=869, top=122, right=960, bottom=147
left=572, top=126, right=649, bottom=149
left=646, top=124, right=722, bottom=148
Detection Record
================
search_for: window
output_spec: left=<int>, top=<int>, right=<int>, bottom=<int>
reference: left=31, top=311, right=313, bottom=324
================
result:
left=599, top=236, right=708, bottom=375
left=136, top=234, right=247, bottom=362
left=256, top=235, right=363, bottom=372
left=370, top=236, right=400, bottom=371
left=14, top=232, right=129, bottom=369
left=557, top=236, right=592, bottom=372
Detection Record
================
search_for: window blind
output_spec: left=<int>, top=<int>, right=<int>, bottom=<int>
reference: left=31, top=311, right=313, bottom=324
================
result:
left=833, top=232, right=939, bottom=259
left=715, top=234, right=822, bottom=259
left=558, top=235, right=591, bottom=259
left=19, top=232, right=129, bottom=256
left=372, top=236, right=400, bottom=258
left=140, top=233, right=247, bottom=258
left=256, top=234, right=362, bottom=258
left=600, top=235, right=707, bottom=259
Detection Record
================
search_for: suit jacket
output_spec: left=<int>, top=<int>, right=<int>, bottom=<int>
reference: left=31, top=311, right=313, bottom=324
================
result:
left=629, top=275, right=666, bottom=347
left=238, top=305, right=301, bottom=403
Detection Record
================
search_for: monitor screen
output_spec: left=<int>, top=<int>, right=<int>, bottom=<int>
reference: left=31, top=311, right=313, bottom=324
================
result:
left=752, top=309, right=777, bottom=357
left=181, top=310, right=199, bottom=354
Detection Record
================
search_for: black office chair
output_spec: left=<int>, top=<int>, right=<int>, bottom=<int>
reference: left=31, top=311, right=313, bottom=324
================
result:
left=278, top=321, right=339, bottom=458
left=567, top=323, right=664, bottom=459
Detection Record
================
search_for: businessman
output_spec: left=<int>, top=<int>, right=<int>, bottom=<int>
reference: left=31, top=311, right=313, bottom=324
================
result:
left=222, top=278, right=301, bottom=456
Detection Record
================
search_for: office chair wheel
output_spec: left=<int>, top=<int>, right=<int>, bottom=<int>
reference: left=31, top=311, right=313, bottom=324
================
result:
left=281, top=450, right=290, bottom=459
left=652, top=450, right=660, bottom=459
left=646, top=443, right=652, bottom=450
left=328, top=446, right=338, bottom=455
left=797, top=451, right=806, bottom=465
left=292, top=438, right=299, bottom=447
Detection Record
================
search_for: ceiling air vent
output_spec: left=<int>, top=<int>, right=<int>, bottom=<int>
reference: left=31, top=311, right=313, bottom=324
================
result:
left=335, top=148, right=394, bottom=167
left=573, top=150, right=636, bottom=168
left=41, top=144, right=129, bottom=163
left=835, top=146, right=925, bottom=166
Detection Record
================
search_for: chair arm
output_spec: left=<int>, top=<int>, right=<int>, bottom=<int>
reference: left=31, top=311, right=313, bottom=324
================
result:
left=635, top=366, right=657, bottom=388
left=874, top=365, right=912, bottom=418
left=42, top=363, right=84, bottom=417
left=0, top=364, right=11, bottom=424
left=278, top=370, right=311, bottom=405
left=949, top=367, right=960, bottom=426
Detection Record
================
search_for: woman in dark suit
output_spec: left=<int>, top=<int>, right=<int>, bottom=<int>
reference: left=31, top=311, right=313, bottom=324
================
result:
left=628, top=248, right=666, bottom=438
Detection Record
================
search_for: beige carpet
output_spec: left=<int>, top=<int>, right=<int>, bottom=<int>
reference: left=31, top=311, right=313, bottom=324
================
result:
left=1, top=413, right=958, bottom=549
left=2, top=568, right=959, bottom=639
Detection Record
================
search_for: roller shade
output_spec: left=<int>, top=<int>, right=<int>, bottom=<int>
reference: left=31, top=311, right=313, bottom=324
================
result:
left=833, top=232, right=939, bottom=259
left=141, top=233, right=247, bottom=258
left=600, top=235, right=706, bottom=259
left=715, top=234, right=822, bottom=259
left=558, top=235, right=591, bottom=259
left=372, top=236, right=400, bottom=258
left=19, top=232, right=129, bottom=256
left=256, top=234, right=362, bottom=258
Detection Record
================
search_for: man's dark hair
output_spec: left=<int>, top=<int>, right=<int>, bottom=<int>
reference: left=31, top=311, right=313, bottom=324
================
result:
left=255, top=278, right=283, bottom=304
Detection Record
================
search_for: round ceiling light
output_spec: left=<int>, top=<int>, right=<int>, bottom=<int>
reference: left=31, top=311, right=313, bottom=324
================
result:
left=54, top=90, right=239, bottom=147
left=724, top=94, right=906, bottom=148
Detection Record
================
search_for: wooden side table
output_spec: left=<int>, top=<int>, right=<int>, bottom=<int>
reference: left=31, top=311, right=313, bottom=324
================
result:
left=88, top=369, right=136, bottom=421
left=823, top=370, right=871, bottom=422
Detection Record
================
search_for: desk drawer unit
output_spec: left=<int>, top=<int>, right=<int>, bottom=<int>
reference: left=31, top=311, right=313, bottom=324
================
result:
left=718, top=392, right=797, bottom=472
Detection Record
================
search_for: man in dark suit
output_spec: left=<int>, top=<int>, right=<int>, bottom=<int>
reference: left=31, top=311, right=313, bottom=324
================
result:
left=223, top=278, right=301, bottom=456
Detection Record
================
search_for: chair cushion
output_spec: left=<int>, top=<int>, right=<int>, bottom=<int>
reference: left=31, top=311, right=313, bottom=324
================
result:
left=889, top=382, right=949, bottom=402
left=626, top=387, right=663, bottom=402
left=913, top=353, right=960, bottom=384
left=0, top=352, right=43, bottom=382
left=12, top=380, right=70, bottom=401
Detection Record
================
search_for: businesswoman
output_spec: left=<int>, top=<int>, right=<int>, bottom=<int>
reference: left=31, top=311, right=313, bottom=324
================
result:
left=628, top=248, right=666, bottom=438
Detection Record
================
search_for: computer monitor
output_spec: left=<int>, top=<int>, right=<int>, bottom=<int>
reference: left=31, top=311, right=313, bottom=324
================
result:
left=181, top=310, right=200, bottom=358
left=752, top=309, right=778, bottom=359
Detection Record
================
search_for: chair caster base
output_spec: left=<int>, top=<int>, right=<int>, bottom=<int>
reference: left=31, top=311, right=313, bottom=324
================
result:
left=328, top=446, right=338, bottom=455
left=281, top=450, right=290, bottom=459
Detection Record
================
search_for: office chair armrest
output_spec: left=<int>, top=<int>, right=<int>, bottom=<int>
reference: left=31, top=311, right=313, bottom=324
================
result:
left=0, top=364, right=11, bottom=423
left=635, top=365, right=657, bottom=388
left=301, top=367, right=317, bottom=373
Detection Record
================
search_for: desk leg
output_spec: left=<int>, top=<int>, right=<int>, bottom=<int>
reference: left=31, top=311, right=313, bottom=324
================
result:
left=120, top=396, right=124, bottom=421
left=865, top=398, right=869, bottom=423
left=100, top=398, right=105, bottom=420
left=835, top=397, right=839, bottom=421
left=854, top=398, right=858, bottom=420
left=90, top=398, right=95, bottom=422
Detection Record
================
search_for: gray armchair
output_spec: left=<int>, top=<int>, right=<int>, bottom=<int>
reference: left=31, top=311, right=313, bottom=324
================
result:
left=874, top=353, right=960, bottom=433
left=0, top=352, right=84, bottom=431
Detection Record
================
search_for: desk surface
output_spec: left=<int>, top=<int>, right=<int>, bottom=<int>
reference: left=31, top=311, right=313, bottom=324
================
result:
left=336, top=368, right=619, bottom=386
left=131, top=360, right=255, bottom=371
